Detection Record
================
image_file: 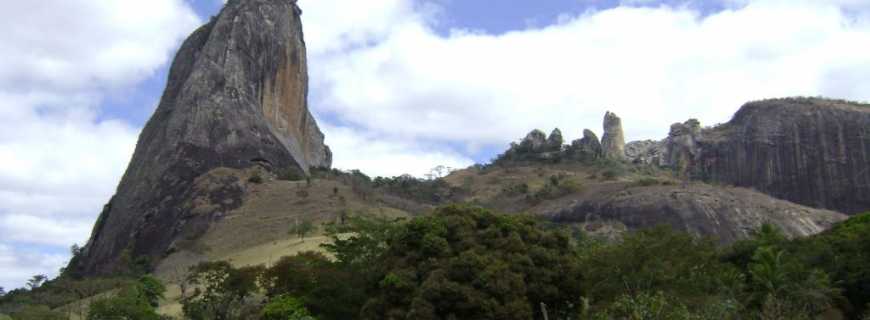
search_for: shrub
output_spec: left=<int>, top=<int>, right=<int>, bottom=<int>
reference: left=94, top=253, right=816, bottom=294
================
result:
left=601, top=169, right=620, bottom=180
left=278, top=168, right=305, bottom=181
left=634, top=177, right=661, bottom=187
left=182, top=261, right=263, bottom=320
left=87, top=275, right=165, bottom=320
left=501, top=182, right=529, bottom=196
left=248, top=174, right=264, bottom=184
left=9, top=305, right=65, bottom=320
left=261, top=295, right=316, bottom=320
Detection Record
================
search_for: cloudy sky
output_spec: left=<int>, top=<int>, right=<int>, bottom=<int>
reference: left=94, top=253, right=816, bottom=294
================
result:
left=1, top=0, right=869, bottom=290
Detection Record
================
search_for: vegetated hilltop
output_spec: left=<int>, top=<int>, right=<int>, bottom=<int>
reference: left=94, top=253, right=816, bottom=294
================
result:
left=70, top=0, right=331, bottom=276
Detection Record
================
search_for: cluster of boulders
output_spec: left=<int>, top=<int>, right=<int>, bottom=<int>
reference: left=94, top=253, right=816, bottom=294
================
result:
left=498, top=110, right=706, bottom=170
left=497, top=112, right=627, bottom=163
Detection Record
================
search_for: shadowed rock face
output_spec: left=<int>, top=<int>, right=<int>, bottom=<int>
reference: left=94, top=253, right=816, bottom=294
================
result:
left=74, top=0, right=330, bottom=275
left=692, top=98, right=870, bottom=214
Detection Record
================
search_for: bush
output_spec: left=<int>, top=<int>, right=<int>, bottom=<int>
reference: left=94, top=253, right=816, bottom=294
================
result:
left=248, top=174, right=264, bottom=184
left=634, top=177, right=661, bottom=187
left=260, top=252, right=365, bottom=320
left=9, top=305, right=65, bottom=320
left=501, top=182, right=529, bottom=196
left=278, top=168, right=306, bottom=181
left=601, top=169, right=620, bottom=180
left=182, top=261, right=262, bottom=320
left=261, top=295, right=316, bottom=320
left=526, top=176, right=582, bottom=203
left=87, top=276, right=165, bottom=320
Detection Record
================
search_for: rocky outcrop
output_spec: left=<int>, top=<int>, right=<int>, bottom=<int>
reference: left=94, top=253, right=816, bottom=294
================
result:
left=519, top=129, right=547, bottom=153
left=74, top=0, right=330, bottom=275
left=601, top=112, right=626, bottom=160
left=625, top=140, right=664, bottom=165
left=567, top=129, right=603, bottom=161
left=544, top=183, right=847, bottom=244
left=546, top=128, right=564, bottom=152
left=689, top=98, right=870, bottom=214
left=497, top=129, right=566, bottom=163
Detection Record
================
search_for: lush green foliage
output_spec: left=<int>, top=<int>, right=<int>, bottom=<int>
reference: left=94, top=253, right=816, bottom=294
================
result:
left=0, top=276, right=134, bottom=318
left=361, top=205, right=583, bottom=320
left=260, top=295, right=316, bottom=320
left=5, top=208, right=869, bottom=320
left=7, top=304, right=65, bottom=319
left=182, top=261, right=263, bottom=320
left=86, top=275, right=166, bottom=320
left=248, top=207, right=870, bottom=320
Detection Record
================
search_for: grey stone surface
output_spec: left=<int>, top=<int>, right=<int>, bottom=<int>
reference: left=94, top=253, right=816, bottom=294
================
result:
left=624, top=139, right=664, bottom=165
left=544, top=183, right=847, bottom=244
left=546, top=128, right=564, bottom=152
left=601, top=111, right=626, bottom=160
left=74, top=0, right=330, bottom=275
left=690, top=98, right=870, bottom=214
left=568, top=129, right=603, bottom=161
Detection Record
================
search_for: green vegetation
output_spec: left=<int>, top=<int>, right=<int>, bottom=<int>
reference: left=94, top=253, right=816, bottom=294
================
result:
left=87, top=276, right=165, bottom=320
left=527, top=174, right=582, bottom=203
left=277, top=167, right=306, bottom=181
left=3, top=208, right=869, bottom=320
left=182, top=261, right=263, bottom=320
left=260, top=295, right=315, bottom=320
left=248, top=173, right=264, bottom=184
left=289, top=219, right=316, bottom=240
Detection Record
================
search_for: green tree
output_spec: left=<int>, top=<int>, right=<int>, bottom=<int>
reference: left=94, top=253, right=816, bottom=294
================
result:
left=260, top=252, right=364, bottom=320
left=261, top=295, right=316, bottom=320
left=86, top=275, right=165, bottom=320
left=26, top=274, right=47, bottom=290
left=745, top=244, right=839, bottom=318
left=580, top=226, right=743, bottom=313
left=136, top=275, right=166, bottom=308
left=87, top=288, right=160, bottom=320
left=361, top=205, right=583, bottom=320
left=182, top=261, right=262, bottom=320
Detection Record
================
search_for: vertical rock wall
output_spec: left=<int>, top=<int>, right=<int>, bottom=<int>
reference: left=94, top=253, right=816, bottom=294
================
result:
left=74, top=0, right=331, bottom=275
left=693, top=98, right=870, bottom=214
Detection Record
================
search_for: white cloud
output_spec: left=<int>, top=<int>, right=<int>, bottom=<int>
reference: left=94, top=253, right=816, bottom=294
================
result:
left=300, top=0, right=870, bottom=178
left=0, top=0, right=199, bottom=290
left=0, top=244, right=68, bottom=292
left=323, top=125, right=474, bottom=178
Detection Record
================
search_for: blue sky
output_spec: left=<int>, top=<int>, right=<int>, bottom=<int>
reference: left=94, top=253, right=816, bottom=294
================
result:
left=1, top=0, right=870, bottom=290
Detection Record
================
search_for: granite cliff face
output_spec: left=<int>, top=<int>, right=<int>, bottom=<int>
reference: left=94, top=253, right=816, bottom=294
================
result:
left=74, top=0, right=330, bottom=275
left=666, top=98, right=870, bottom=214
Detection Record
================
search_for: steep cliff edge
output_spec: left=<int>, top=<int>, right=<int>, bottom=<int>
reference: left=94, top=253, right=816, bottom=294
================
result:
left=73, top=0, right=331, bottom=275
left=673, top=98, right=870, bottom=214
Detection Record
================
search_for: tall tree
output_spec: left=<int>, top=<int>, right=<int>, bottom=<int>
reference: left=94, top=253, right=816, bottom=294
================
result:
left=26, top=274, right=47, bottom=290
